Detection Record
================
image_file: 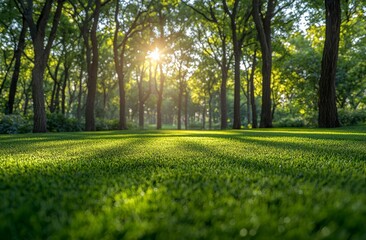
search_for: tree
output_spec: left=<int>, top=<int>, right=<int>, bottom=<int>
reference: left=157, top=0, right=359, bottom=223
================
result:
left=84, top=0, right=101, bottom=131
left=249, top=48, right=258, bottom=128
left=5, top=17, right=27, bottom=115
left=252, top=0, right=274, bottom=128
left=186, top=0, right=232, bottom=129
left=134, top=48, right=152, bottom=129
left=222, top=0, right=251, bottom=129
left=113, top=0, right=147, bottom=130
left=71, top=0, right=110, bottom=131
left=318, top=0, right=341, bottom=127
left=16, top=0, right=64, bottom=132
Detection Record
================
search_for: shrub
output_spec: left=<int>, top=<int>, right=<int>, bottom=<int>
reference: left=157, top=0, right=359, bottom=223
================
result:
left=338, top=109, right=366, bottom=126
left=95, top=118, right=119, bottom=131
left=189, top=121, right=203, bottom=129
left=47, top=113, right=83, bottom=132
left=273, top=117, right=305, bottom=127
left=0, top=114, right=32, bottom=134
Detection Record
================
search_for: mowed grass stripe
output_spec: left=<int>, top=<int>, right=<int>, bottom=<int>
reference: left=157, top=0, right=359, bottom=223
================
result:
left=0, top=127, right=365, bottom=239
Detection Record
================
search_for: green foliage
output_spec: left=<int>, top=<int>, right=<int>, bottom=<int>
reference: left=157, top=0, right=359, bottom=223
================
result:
left=46, top=113, right=83, bottom=132
left=338, top=109, right=366, bottom=126
left=273, top=116, right=305, bottom=128
left=0, top=114, right=32, bottom=134
left=95, top=118, right=119, bottom=131
left=1, top=128, right=366, bottom=239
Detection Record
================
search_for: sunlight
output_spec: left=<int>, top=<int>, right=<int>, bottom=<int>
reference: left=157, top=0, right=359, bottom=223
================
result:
left=150, top=48, right=160, bottom=61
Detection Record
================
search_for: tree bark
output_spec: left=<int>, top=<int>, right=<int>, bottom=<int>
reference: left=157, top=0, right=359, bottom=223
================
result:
left=61, top=63, right=69, bottom=115
left=202, top=101, right=206, bottom=129
left=85, top=0, right=101, bottom=131
left=252, top=0, right=273, bottom=128
left=6, top=17, right=27, bottom=115
left=220, top=62, right=228, bottom=129
left=76, top=64, right=83, bottom=121
left=48, top=59, right=61, bottom=113
left=208, top=94, right=213, bottom=130
left=177, top=82, right=183, bottom=130
left=31, top=60, right=48, bottom=132
left=156, top=63, right=164, bottom=129
left=318, top=0, right=341, bottom=128
left=222, top=0, right=242, bottom=129
left=20, top=0, right=64, bottom=132
left=250, top=49, right=258, bottom=128
left=113, top=0, right=127, bottom=130
left=184, top=89, right=188, bottom=129
left=137, top=64, right=150, bottom=129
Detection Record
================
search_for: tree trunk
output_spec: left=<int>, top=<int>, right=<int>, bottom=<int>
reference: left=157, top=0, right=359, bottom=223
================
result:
left=22, top=0, right=64, bottom=132
left=232, top=39, right=241, bottom=129
left=250, top=49, right=258, bottom=128
left=54, top=80, right=60, bottom=112
left=318, top=0, right=341, bottom=128
left=246, top=72, right=251, bottom=127
left=6, top=17, right=27, bottom=115
left=23, top=84, right=31, bottom=116
left=177, top=82, right=183, bottom=130
left=253, top=0, right=273, bottom=128
left=117, top=61, right=127, bottom=130
left=61, top=56, right=70, bottom=115
left=222, top=0, right=241, bottom=129
left=77, top=65, right=83, bottom=121
left=138, top=98, right=144, bottom=129
left=31, top=58, right=47, bottom=132
left=50, top=80, right=57, bottom=113
left=156, top=63, right=164, bottom=129
left=85, top=0, right=101, bottom=131
left=138, top=70, right=144, bottom=129
left=184, top=89, right=188, bottom=129
left=209, top=94, right=213, bottom=130
left=220, top=64, right=228, bottom=129
left=113, top=0, right=128, bottom=130
left=61, top=65, right=69, bottom=115
left=202, top=101, right=206, bottom=129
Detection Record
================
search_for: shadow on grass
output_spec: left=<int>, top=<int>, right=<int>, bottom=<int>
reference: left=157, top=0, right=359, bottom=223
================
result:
left=178, top=137, right=365, bottom=195
left=1, top=128, right=365, bottom=239
left=0, top=136, right=165, bottom=239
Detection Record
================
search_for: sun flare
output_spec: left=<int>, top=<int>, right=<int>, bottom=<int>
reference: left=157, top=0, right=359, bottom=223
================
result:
left=150, top=48, right=160, bottom=61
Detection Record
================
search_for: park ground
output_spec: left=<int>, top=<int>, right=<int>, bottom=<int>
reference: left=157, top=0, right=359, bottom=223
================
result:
left=0, top=126, right=365, bottom=239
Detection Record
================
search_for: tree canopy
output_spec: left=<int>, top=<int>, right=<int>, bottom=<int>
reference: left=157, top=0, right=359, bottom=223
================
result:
left=0, top=0, right=365, bottom=132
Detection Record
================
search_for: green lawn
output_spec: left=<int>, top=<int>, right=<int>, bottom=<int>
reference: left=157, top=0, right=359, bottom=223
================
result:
left=0, top=127, right=365, bottom=239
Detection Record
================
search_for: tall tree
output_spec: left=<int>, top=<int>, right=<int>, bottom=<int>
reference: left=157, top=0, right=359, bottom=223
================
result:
left=186, top=1, right=232, bottom=129
left=135, top=51, right=152, bottom=129
left=250, top=49, right=258, bottom=128
left=318, top=0, right=341, bottom=127
left=252, top=0, right=274, bottom=128
left=5, top=17, right=27, bottom=115
left=71, top=0, right=110, bottom=131
left=222, top=0, right=251, bottom=129
left=84, top=0, right=101, bottom=131
left=16, top=0, right=64, bottom=132
left=113, top=1, right=147, bottom=130
left=155, top=5, right=167, bottom=130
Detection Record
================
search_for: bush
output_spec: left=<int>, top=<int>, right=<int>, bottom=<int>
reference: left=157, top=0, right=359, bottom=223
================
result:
left=127, top=121, right=138, bottom=130
left=95, top=118, right=119, bottom=131
left=0, top=114, right=32, bottom=134
left=189, top=121, right=203, bottom=130
left=47, top=113, right=83, bottom=132
left=338, top=109, right=366, bottom=126
left=273, top=117, right=305, bottom=127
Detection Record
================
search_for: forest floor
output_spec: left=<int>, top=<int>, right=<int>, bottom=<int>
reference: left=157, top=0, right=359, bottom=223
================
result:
left=0, top=126, right=365, bottom=239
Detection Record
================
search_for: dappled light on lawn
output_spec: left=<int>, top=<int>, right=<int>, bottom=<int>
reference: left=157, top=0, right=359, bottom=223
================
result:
left=0, top=127, right=365, bottom=239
